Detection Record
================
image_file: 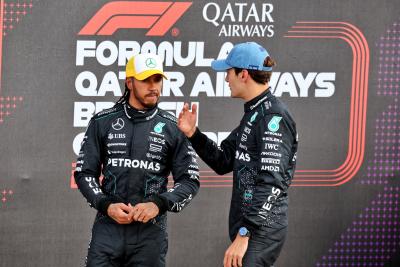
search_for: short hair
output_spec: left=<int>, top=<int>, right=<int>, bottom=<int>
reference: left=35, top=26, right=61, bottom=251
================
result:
left=234, top=56, right=276, bottom=85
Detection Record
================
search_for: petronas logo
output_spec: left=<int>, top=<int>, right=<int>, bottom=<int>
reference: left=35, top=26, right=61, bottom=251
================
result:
left=268, top=116, right=282, bottom=132
left=154, top=122, right=166, bottom=133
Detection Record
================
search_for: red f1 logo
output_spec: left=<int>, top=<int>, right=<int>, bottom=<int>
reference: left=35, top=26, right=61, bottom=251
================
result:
left=78, top=1, right=192, bottom=36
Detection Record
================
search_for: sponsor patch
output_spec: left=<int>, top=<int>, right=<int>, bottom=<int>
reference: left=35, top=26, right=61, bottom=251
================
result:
left=267, top=116, right=282, bottom=132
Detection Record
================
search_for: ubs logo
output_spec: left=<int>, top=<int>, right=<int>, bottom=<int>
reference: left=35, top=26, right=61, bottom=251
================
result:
left=112, top=118, right=125, bottom=130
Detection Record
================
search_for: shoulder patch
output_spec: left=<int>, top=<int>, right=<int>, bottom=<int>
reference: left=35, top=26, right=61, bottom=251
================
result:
left=157, top=110, right=178, bottom=124
left=93, top=105, right=123, bottom=120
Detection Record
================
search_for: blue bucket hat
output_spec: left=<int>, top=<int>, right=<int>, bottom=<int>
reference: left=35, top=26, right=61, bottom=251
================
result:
left=211, top=42, right=272, bottom=72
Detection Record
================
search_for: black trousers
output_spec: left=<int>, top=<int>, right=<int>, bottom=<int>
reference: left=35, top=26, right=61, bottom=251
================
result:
left=85, top=214, right=168, bottom=267
left=242, top=227, right=287, bottom=267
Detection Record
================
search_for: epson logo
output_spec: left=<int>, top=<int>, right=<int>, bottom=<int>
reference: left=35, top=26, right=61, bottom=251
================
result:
left=108, top=158, right=160, bottom=171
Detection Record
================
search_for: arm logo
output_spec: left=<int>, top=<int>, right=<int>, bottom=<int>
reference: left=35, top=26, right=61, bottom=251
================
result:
left=78, top=1, right=192, bottom=36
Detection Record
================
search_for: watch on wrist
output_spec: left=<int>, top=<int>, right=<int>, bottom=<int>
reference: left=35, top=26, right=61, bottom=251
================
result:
left=238, top=227, right=251, bottom=237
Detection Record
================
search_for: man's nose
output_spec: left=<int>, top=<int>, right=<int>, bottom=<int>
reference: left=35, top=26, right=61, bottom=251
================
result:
left=148, top=80, right=157, bottom=89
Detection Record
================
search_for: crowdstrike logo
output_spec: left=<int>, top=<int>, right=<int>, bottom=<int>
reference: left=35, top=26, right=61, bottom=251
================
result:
left=78, top=1, right=192, bottom=36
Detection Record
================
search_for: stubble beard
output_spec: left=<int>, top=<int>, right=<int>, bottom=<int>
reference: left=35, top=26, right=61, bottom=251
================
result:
left=131, top=87, right=159, bottom=109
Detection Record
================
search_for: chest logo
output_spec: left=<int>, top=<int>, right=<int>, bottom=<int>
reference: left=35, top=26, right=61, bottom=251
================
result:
left=154, top=122, right=166, bottom=133
left=112, top=118, right=125, bottom=131
left=268, top=116, right=282, bottom=132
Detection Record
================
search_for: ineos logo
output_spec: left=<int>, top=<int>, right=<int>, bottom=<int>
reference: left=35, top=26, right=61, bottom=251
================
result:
left=112, top=118, right=125, bottom=130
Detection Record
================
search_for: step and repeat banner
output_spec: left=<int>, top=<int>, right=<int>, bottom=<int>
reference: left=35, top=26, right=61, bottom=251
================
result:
left=0, top=0, right=399, bottom=266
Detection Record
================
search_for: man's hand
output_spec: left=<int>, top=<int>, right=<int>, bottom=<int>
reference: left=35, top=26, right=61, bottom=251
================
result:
left=178, top=103, right=197, bottom=138
left=107, top=203, right=134, bottom=224
left=223, top=234, right=249, bottom=267
left=132, top=202, right=159, bottom=223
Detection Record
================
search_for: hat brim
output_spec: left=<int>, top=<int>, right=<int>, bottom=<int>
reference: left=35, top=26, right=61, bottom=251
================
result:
left=211, top=59, right=232, bottom=71
left=134, top=70, right=168, bottom=80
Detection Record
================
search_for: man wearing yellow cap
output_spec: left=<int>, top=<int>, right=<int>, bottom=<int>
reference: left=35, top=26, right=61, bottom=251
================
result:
left=75, top=53, right=200, bottom=267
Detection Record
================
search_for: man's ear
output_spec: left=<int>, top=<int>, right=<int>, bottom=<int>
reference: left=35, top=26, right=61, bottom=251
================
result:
left=241, top=69, right=249, bottom=81
left=126, top=78, right=133, bottom=90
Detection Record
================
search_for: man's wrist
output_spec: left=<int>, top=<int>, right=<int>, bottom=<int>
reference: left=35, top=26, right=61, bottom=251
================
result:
left=186, top=127, right=197, bottom=138
left=145, top=195, right=167, bottom=214
left=187, top=127, right=201, bottom=141
left=236, top=234, right=250, bottom=241
left=98, top=198, right=113, bottom=216
left=238, top=226, right=251, bottom=238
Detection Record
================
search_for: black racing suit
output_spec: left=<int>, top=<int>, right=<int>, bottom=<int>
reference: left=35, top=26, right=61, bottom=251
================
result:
left=74, top=102, right=200, bottom=267
left=188, top=89, right=298, bottom=267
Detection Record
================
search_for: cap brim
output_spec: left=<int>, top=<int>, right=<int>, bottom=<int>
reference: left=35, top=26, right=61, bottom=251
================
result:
left=134, top=70, right=168, bottom=80
left=211, top=59, right=231, bottom=71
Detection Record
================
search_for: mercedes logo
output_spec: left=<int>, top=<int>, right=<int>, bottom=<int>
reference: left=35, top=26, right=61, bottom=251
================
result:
left=145, top=58, right=157, bottom=68
left=112, top=118, right=125, bottom=131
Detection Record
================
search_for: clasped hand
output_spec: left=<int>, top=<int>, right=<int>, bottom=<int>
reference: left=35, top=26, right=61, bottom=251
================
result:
left=107, top=202, right=159, bottom=224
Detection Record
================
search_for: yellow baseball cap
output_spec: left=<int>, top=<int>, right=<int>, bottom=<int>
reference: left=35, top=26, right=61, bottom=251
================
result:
left=125, top=53, right=168, bottom=80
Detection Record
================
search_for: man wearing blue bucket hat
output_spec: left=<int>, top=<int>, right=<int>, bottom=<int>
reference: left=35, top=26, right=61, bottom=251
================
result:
left=178, top=42, right=298, bottom=267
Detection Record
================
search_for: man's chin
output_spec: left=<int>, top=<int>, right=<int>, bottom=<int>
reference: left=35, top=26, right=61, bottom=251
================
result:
left=143, top=102, right=158, bottom=109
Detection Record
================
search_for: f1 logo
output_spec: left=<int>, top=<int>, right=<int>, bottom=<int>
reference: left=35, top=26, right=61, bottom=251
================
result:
left=79, top=1, right=192, bottom=36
